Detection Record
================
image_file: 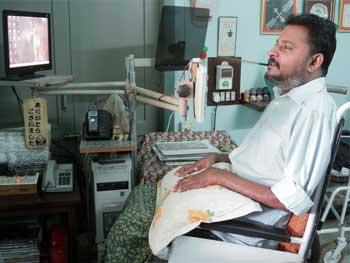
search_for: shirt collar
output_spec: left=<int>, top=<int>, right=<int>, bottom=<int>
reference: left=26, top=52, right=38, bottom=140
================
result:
left=274, top=77, right=327, bottom=105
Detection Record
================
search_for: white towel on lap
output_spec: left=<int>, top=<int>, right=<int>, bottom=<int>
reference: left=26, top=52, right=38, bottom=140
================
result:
left=148, top=163, right=262, bottom=255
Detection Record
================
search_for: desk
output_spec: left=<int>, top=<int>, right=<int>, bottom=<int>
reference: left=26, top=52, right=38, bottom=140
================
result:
left=0, top=190, right=81, bottom=262
left=79, top=138, right=136, bottom=154
left=138, top=131, right=237, bottom=184
left=0, top=75, right=73, bottom=89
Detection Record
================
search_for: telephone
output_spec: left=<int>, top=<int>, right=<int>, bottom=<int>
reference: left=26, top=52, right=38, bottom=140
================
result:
left=84, top=105, right=113, bottom=140
left=42, top=160, right=73, bottom=192
left=87, top=105, right=99, bottom=134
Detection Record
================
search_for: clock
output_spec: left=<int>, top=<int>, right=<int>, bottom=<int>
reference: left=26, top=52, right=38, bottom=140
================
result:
left=261, top=0, right=297, bottom=34
left=304, top=0, right=334, bottom=22
left=310, top=3, right=329, bottom=19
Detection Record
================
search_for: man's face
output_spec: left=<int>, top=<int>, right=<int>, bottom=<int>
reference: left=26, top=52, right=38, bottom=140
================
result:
left=265, top=25, right=313, bottom=91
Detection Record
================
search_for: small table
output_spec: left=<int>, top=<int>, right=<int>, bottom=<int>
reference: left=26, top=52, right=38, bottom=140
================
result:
left=138, top=130, right=237, bottom=184
left=0, top=189, right=81, bottom=262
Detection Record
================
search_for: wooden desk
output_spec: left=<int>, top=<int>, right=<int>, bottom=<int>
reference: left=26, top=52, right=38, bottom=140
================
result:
left=0, top=190, right=81, bottom=262
left=79, top=138, right=136, bottom=153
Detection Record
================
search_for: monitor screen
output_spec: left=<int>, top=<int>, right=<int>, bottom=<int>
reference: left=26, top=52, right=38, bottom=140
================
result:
left=155, top=6, right=209, bottom=71
left=2, top=10, right=52, bottom=79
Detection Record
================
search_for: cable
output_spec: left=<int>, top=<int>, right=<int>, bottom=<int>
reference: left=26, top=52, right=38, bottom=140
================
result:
left=165, top=112, right=175, bottom=132
left=84, top=153, right=96, bottom=252
left=212, top=105, right=218, bottom=131
left=51, top=139, right=76, bottom=156
left=11, top=86, right=23, bottom=104
left=11, top=86, right=24, bottom=123
left=178, top=68, right=186, bottom=82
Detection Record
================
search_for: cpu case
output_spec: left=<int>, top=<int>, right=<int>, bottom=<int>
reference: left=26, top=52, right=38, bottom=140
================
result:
left=91, top=154, right=132, bottom=243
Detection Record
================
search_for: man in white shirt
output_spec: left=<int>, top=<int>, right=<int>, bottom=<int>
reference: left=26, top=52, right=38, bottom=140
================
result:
left=105, top=14, right=338, bottom=262
left=174, top=14, right=337, bottom=247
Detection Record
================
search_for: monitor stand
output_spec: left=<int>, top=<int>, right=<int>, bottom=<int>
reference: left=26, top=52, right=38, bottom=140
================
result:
left=2, top=73, right=45, bottom=81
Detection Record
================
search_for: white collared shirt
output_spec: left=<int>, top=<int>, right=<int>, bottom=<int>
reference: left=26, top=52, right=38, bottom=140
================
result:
left=229, top=77, right=337, bottom=215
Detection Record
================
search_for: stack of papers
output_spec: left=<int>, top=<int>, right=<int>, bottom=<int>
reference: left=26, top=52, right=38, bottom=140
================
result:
left=152, top=140, right=220, bottom=161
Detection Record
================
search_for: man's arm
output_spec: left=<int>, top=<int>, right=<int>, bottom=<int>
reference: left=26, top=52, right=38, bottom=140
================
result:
left=174, top=167, right=289, bottom=212
left=176, top=153, right=230, bottom=176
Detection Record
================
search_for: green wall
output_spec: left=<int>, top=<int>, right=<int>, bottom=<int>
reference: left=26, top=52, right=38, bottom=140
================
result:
left=163, top=0, right=349, bottom=143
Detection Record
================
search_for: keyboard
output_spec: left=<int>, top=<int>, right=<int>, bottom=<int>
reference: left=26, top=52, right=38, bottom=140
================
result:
left=156, top=140, right=220, bottom=156
left=157, top=140, right=209, bottom=152
left=57, top=171, right=72, bottom=186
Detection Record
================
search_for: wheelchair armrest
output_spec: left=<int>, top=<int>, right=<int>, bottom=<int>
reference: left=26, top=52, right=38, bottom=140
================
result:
left=199, top=218, right=291, bottom=243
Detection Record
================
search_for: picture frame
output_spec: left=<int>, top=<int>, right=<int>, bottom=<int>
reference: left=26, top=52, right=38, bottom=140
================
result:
left=261, top=0, right=297, bottom=34
left=304, top=0, right=334, bottom=21
left=217, top=16, right=237, bottom=56
left=339, top=0, right=350, bottom=32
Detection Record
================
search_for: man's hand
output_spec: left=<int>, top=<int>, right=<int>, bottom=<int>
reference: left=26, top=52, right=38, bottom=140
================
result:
left=173, top=168, right=219, bottom=192
left=175, top=154, right=218, bottom=177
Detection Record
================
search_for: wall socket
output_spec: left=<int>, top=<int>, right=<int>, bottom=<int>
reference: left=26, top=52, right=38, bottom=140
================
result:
left=179, top=121, right=193, bottom=131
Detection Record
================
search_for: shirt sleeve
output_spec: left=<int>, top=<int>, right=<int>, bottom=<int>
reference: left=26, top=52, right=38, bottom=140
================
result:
left=271, top=110, right=334, bottom=215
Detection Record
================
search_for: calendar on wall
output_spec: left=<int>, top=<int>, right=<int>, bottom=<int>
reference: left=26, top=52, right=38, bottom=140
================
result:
left=217, top=16, right=237, bottom=56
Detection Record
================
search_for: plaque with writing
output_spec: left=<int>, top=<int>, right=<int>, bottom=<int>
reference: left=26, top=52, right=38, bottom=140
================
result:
left=23, top=98, right=49, bottom=149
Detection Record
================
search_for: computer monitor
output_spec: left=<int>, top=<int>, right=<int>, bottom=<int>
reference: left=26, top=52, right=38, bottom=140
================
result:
left=2, top=10, right=52, bottom=80
left=155, top=6, right=209, bottom=71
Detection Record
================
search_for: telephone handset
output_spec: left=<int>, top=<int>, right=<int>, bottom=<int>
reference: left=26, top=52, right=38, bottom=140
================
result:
left=42, top=160, right=73, bottom=192
left=84, top=105, right=113, bottom=140
left=87, top=105, right=99, bottom=134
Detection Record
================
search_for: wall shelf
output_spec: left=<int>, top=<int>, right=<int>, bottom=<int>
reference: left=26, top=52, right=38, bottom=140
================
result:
left=240, top=100, right=269, bottom=112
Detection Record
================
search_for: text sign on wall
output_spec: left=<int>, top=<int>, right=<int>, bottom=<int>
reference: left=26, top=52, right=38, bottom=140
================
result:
left=23, top=98, right=49, bottom=149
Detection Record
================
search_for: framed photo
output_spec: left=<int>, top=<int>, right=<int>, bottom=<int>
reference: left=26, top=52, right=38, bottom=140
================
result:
left=339, top=0, right=350, bottom=32
left=261, top=0, right=297, bottom=34
left=217, top=16, right=237, bottom=56
left=304, top=0, right=334, bottom=21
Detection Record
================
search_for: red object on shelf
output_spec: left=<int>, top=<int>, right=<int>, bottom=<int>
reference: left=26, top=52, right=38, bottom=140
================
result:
left=200, top=51, right=207, bottom=60
left=49, top=225, right=67, bottom=263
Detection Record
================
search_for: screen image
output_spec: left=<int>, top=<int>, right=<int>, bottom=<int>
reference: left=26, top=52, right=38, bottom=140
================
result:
left=7, top=15, right=49, bottom=68
left=155, top=6, right=209, bottom=71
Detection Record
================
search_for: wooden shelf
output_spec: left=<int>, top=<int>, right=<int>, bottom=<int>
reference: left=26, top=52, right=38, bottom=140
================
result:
left=0, top=179, right=81, bottom=262
left=0, top=75, right=73, bottom=88
left=241, top=100, right=269, bottom=112
left=79, top=139, right=136, bottom=154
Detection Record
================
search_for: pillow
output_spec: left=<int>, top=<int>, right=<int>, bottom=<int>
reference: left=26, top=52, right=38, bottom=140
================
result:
left=148, top=163, right=262, bottom=255
left=278, top=213, right=309, bottom=253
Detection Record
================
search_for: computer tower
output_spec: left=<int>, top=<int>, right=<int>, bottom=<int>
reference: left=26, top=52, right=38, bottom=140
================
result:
left=91, top=154, right=132, bottom=243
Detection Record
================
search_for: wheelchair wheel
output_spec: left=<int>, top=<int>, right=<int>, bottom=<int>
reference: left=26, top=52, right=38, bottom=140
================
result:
left=319, top=241, right=345, bottom=263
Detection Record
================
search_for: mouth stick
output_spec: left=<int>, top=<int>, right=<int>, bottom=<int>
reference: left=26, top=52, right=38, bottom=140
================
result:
left=242, top=59, right=268, bottom=66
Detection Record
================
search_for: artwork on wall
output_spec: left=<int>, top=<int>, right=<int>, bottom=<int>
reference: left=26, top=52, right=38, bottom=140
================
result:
left=304, top=0, right=334, bottom=21
left=339, top=0, right=350, bottom=32
left=217, top=16, right=237, bottom=56
left=260, top=0, right=297, bottom=34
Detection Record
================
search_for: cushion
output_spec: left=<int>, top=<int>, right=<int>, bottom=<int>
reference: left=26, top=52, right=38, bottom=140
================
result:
left=148, top=163, right=262, bottom=255
left=278, top=213, right=309, bottom=253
